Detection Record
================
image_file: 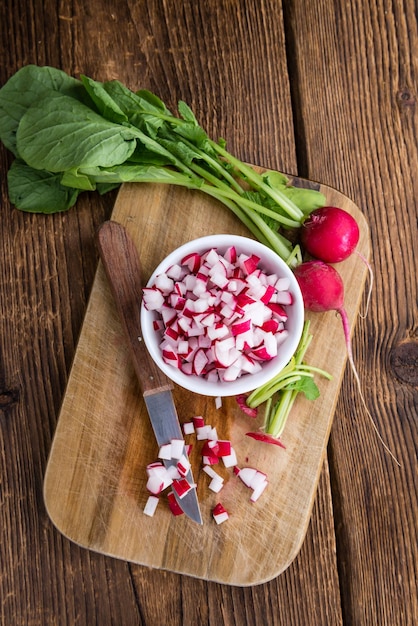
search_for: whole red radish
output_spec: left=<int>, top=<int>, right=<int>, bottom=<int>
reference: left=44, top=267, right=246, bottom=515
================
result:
left=293, top=260, right=345, bottom=313
left=301, top=206, right=360, bottom=263
left=293, top=259, right=399, bottom=465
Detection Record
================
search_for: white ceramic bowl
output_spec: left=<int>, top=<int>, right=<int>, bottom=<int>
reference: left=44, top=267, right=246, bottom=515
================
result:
left=140, top=234, right=304, bottom=397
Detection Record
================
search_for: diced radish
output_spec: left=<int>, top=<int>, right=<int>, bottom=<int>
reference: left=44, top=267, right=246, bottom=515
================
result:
left=146, top=475, right=165, bottom=495
left=212, top=502, right=229, bottom=524
left=236, top=467, right=258, bottom=487
left=196, top=424, right=212, bottom=440
left=236, top=467, right=269, bottom=502
left=182, top=421, right=195, bottom=435
left=275, top=329, right=289, bottom=347
left=154, top=273, right=174, bottom=294
left=260, top=284, right=276, bottom=304
left=261, top=318, right=280, bottom=333
left=250, top=478, right=269, bottom=502
left=224, top=245, right=237, bottom=264
left=275, top=276, right=290, bottom=291
left=181, top=252, right=201, bottom=272
left=216, top=440, right=232, bottom=457
left=193, top=348, right=208, bottom=376
left=221, top=446, right=238, bottom=468
left=274, top=290, right=293, bottom=305
left=192, top=415, right=205, bottom=429
left=142, top=287, right=164, bottom=311
left=153, top=319, right=164, bottom=332
left=161, top=306, right=177, bottom=326
left=209, top=475, right=224, bottom=493
left=172, top=477, right=196, bottom=499
left=145, top=244, right=296, bottom=385
left=166, top=263, right=184, bottom=280
left=222, top=363, right=241, bottom=381
left=181, top=361, right=194, bottom=375
left=170, top=438, right=185, bottom=459
left=267, top=302, right=288, bottom=321
left=176, top=454, right=191, bottom=477
left=231, top=318, right=251, bottom=336
left=178, top=340, right=190, bottom=355
left=143, top=495, right=159, bottom=517
left=166, top=464, right=181, bottom=480
left=201, top=440, right=220, bottom=457
left=167, top=491, right=184, bottom=516
left=146, top=461, right=165, bottom=474
left=203, top=465, right=220, bottom=479
left=158, top=443, right=172, bottom=460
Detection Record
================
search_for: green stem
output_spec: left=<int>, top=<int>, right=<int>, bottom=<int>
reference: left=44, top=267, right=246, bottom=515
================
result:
left=191, top=163, right=300, bottom=228
left=265, top=390, right=296, bottom=437
left=210, top=141, right=304, bottom=221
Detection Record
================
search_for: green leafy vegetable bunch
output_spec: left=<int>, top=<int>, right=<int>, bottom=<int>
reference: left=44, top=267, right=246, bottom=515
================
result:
left=0, top=65, right=325, bottom=265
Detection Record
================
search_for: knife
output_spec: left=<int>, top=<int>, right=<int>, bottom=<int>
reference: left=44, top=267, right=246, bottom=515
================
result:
left=96, top=220, right=202, bottom=524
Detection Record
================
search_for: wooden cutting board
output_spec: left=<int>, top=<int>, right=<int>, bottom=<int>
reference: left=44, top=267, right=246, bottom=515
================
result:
left=43, top=173, right=370, bottom=586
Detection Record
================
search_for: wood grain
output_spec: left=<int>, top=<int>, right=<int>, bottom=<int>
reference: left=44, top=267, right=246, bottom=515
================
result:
left=43, top=175, right=369, bottom=586
left=286, top=1, right=418, bottom=623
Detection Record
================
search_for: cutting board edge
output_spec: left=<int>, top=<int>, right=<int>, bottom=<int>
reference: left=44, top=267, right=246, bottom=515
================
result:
left=43, top=175, right=371, bottom=584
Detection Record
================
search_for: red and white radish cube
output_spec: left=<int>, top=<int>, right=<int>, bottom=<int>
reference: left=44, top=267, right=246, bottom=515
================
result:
left=209, top=475, right=224, bottom=493
left=167, top=491, right=184, bottom=516
left=250, top=478, right=269, bottom=502
left=221, top=446, right=238, bottom=468
left=176, top=454, right=191, bottom=477
left=236, top=467, right=258, bottom=487
left=212, top=502, right=229, bottom=524
left=172, top=477, right=196, bottom=499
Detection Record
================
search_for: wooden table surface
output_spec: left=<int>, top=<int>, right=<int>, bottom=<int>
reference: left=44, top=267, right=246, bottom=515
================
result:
left=0, top=1, right=416, bottom=624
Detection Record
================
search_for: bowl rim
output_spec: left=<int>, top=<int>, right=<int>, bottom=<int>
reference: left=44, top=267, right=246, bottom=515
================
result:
left=140, top=234, right=304, bottom=397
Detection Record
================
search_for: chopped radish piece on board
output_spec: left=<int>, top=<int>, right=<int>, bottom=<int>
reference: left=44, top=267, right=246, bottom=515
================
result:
left=221, top=447, right=238, bottom=468
left=143, top=495, right=159, bottom=517
left=209, top=475, right=224, bottom=493
left=203, top=465, right=220, bottom=479
left=192, top=415, right=205, bottom=429
left=212, top=502, right=229, bottom=524
left=236, top=467, right=258, bottom=487
left=196, top=425, right=212, bottom=440
left=250, top=478, right=269, bottom=502
left=182, top=421, right=195, bottom=435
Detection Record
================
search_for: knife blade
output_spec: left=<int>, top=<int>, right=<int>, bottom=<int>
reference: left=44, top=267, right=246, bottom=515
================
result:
left=96, top=220, right=202, bottom=524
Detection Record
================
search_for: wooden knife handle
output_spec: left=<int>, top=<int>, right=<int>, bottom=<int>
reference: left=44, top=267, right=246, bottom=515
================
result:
left=96, top=220, right=173, bottom=396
